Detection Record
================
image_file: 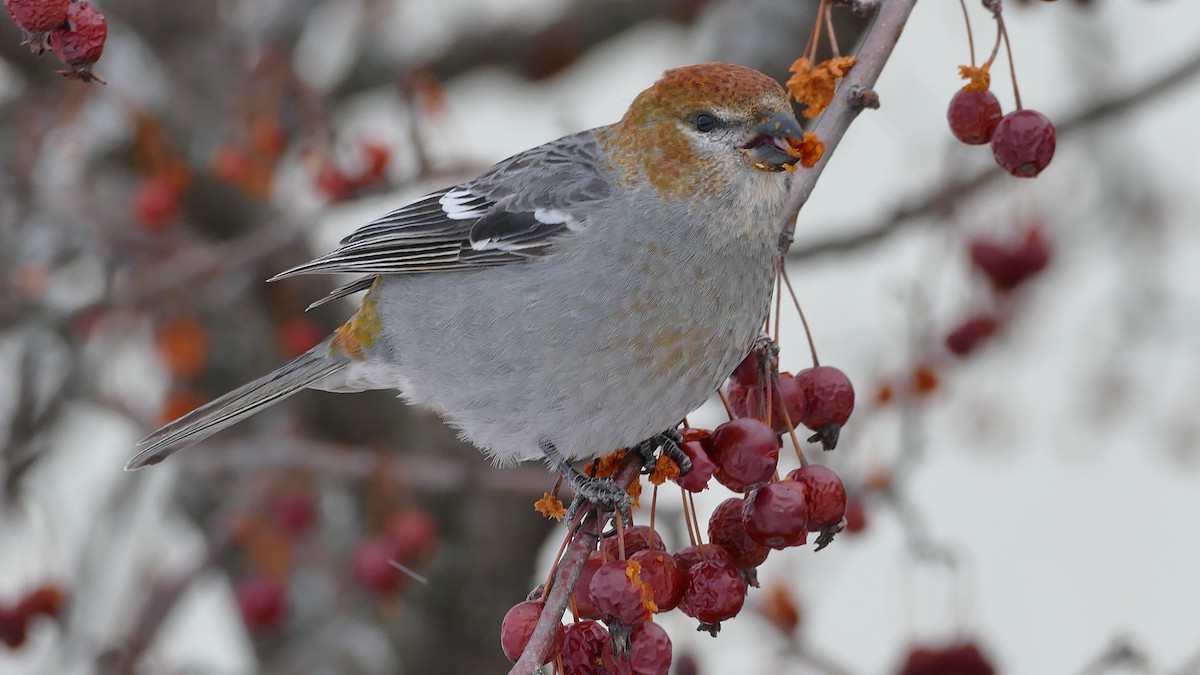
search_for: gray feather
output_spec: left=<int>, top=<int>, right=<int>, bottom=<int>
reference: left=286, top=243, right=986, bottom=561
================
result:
left=126, top=347, right=349, bottom=470
left=269, top=129, right=613, bottom=281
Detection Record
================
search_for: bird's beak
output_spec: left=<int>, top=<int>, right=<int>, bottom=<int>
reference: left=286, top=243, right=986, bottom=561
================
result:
left=741, top=111, right=805, bottom=172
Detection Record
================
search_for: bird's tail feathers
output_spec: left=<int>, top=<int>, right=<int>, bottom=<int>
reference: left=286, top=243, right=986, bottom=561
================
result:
left=126, top=347, right=349, bottom=470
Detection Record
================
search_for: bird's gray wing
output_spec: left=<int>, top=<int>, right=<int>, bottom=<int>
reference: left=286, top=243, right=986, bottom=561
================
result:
left=271, top=130, right=612, bottom=283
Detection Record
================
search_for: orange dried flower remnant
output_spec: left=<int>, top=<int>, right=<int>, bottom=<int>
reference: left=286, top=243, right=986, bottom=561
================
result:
left=534, top=492, right=566, bottom=521
left=787, top=56, right=857, bottom=118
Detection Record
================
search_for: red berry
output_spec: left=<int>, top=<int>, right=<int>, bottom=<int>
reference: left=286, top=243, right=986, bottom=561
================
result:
left=630, top=550, right=683, bottom=612
left=252, top=119, right=287, bottom=161
left=385, top=509, right=437, bottom=562
left=4, top=0, right=68, bottom=33
left=352, top=538, right=401, bottom=593
left=277, top=317, right=325, bottom=358
left=316, top=163, right=353, bottom=201
left=612, top=621, right=673, bottom=675
left=274, top=490, right=317, bottom=536
left=500, top=599, right=562, bottom=664
left=212, top=144, right=251, bottom=183
left=674, top=430, right=715, bottom=492
left=969, top=227, right=1052, bottom=292
left=562, top=620, right=614, bottom=674
left=236, top=576, right=287, bottom=632
left=601, top=525, right=665, bottom=561
left=0, top=604, right=27, bottom=649
left=679, top=559, right=745, bottom=625
left=133, top=178, right=178, bottom=232
left=733, top=373, right=807, bottom=434
left=672, top=544, right=735, bottom=575
left=360, top=141, right=391, bottom=181
left=707, top=418, right=779, bottom=492
left=1015, top=226, right=1051, bottom=276
left=17, top=584, right=66, bottom=621
left=795, top=366, right=855, bottom=450
left=588, top=560, right=652, bottom=626
left=947, top=88, right=1003, bottom=145
left=991, top=109, right=1056, bottom=178
left=787, top=465, right=847, bottom=530
left=945, top=314, right=999, bottom=357
left=707, top=498, right=770, bottom=568
left=897, top=641, right=995, bottom=675
left=572, top=552, right=604, bottom=620
left=742, top=482, right=809, bottom=549
left=843, top=498, right=867, bottom=534
left=50, top=1, right=106, bottom=66
left=730, top=351, right=761, bottom=387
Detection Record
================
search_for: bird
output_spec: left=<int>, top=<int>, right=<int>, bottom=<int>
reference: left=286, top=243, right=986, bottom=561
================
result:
left=128, top=62, right=805, bottom=510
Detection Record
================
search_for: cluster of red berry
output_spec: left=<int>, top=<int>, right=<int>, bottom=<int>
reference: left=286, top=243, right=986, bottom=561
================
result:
left=502, top=346, right=856, bottom=672
left=897, top=641, right=995, bottom=675
left=0, top=584, right=66, bottom=650
left=312, top=140, right=393, bottom=203
left=233, top=488, right=438, bottom=632
left=944, top=224, right=1052, bottom=358
left=3, top=0, right=106, bottom=82
left=947, top=1, right=1056, bottom=178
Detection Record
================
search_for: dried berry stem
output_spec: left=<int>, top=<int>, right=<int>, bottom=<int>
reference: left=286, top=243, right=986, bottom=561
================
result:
left=680, top=486, right=700, bottom=545
left=780, top=265, right=820, bottom=367
left=824, top=1, right=842, bottom=58
left=982, top=20, right=1002, bottom=70
left=958, top=0, right=976, bottom=67
left=771, top=372, right=810, bottom=467
left=999, top=18, right=1022, bottom=109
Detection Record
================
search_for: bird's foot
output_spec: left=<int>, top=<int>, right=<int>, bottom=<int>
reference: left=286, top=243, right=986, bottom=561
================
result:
left=631, top=427, right=692, bottom=476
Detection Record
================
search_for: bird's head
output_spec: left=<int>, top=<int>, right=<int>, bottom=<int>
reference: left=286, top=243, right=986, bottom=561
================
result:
left=601, top=63, right=804, bottom=201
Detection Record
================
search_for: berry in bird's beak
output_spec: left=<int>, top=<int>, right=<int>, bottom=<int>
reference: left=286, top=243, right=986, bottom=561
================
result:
left=741, top=111, right=805, bottom=172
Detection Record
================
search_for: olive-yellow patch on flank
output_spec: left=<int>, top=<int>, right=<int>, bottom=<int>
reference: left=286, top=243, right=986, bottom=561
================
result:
left=332, top=284, right=381, bottom=360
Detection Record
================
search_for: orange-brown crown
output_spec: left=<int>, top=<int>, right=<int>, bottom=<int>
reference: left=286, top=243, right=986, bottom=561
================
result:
left=622, top=63, right=788, bottom=126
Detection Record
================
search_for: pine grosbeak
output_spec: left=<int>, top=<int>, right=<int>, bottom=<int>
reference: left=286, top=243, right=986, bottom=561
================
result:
left=129, top=63, right=804, bottom=507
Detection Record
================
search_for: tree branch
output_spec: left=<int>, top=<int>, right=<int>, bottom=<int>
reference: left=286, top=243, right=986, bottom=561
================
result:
left=510, top=456, right=643, bottom=674
left=779, top=0, right=918, bottom=254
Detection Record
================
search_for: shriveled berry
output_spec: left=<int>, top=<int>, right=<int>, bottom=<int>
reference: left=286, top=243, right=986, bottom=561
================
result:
left=787, top=465, right=847, bottom=530
left=133, top=178, right=178, bottom=232
left=672, top=544, right=735, bottom=574
left=5, top=0, right=68, bottom=34
left=707, top=498, right=770, bottom=568
left=945, top=314, right=999, bottom=357
left=352, top=538, right=401, bottom=593
left=601, top=525, right=665, bottom=561
left=612, top=621, right=673, bottom=675
left=500, top=599, right=562, bottom=664
left=18, top=584, right=66, bottom=621
left=236, top=576, right=287, bottom=632
left=742, top=482, right=809, bottom=549
left=674, top=430, right=715, bottom=492
left=991, top=109, right=1055, bottom=178
left=630, top=549, right=683, bottom=612
left=708, top=417, right=779, bottom=492
left=50, top=2, right=106, bottom=66
left=562, top=620, right=614, bottom=674
left=385, top=509, right=437, bottom=562
left=572, top=552, right=604, bottom=620
left=897, top=641, right=995, bottom=675
left=679, top=559, right=745, bottom=625
left=947, top=88, right=1003, bottom=145
left=795, top=366, right=855, bottom=450
left=588, top=560, right=653, bottom=626
left=274, top=490, right=317, bottom=536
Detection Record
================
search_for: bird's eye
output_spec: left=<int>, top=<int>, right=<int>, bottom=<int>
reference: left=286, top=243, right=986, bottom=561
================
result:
left=694, top=114, right=716, bottom=133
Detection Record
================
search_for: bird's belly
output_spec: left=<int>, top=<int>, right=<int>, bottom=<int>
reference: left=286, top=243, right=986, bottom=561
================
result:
left=366, top=246, right=774, bottom=464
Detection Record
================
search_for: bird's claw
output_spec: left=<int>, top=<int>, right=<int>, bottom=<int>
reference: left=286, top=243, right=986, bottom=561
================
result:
left=563, top=475, right=633, bottom=535
left=632, top=428, right=692, bottom=476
